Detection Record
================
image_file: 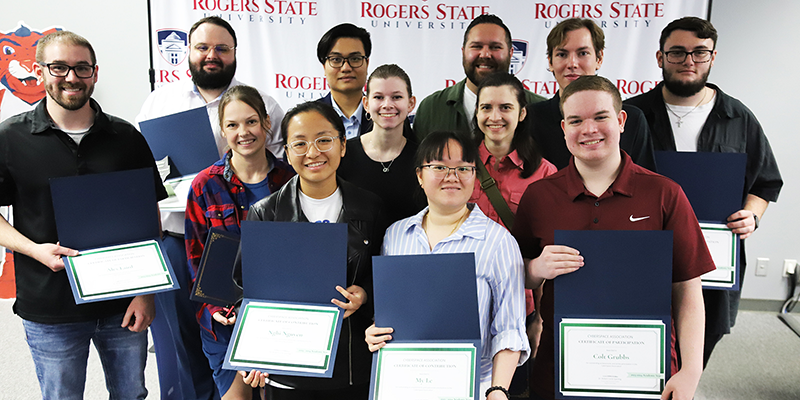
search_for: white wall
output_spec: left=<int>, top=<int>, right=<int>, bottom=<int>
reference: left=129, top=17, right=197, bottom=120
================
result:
left=710, top=0, right=800, bottom=301
left=2, top=1, right=796, bottom=301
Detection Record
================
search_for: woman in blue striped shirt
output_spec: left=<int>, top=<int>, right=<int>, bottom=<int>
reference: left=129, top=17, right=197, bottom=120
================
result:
left=366, top=131, right=529, bottom=400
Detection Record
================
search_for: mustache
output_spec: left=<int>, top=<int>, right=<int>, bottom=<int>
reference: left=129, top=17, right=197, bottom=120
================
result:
left=201, top=60, right=224, bottom=68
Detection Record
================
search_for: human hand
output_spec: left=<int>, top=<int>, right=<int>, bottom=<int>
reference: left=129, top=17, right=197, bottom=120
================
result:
left=726, top=210, right=756, bottom=239
left=212, top=310, right=237, bottom=326
left=528, top=245, right=584, bottom=281
left=31, top=242, right=78, bottom=272
left=332, top=284, right=366, bottom=319
left=122, top=295, right=155, bottom=332
left=239, top=369, right=268, bottom=388
left=660, top=368, right=701, bottom=400
left=365, top=323, right=394, bottom=352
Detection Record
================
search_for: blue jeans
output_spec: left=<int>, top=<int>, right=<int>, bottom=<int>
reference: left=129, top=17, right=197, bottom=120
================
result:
left=22, top=313, right=148, bottom=400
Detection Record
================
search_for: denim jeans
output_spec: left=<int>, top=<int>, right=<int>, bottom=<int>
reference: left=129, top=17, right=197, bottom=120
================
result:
left=22, top=313, right=148, bottom=400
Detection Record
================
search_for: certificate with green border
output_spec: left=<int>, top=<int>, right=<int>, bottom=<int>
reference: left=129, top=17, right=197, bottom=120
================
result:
left=372, top=343, right=476, bottom=400
left=560, top=318, right=666, bottom=399
left=223, top=299, right=342, bottom=377
left=63, top=239, right=175, bottom=303
left=699, top=222, right=740, bottom=290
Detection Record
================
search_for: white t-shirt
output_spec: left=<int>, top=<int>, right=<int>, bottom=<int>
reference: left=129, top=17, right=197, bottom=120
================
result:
left=666, top=92, right=716, bottom=152
left=298, top=187, right=343, bottom=223
left=463, top=84, right=478, bottom=130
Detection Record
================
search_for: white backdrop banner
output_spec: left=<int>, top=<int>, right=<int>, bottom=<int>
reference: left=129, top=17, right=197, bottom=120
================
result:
left=148, top=0, right=709, bottom=113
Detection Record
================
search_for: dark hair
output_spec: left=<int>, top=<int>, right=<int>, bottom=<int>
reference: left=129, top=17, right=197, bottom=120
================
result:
left=659, top=17, right=717, bottom=51
left=559, top=75, right=622, bottom=115
left=366, top=64, right=412, bottom=97
left=189, top=17, right=237, bottom=47
left=546, top=18, right=604, bottom=60
left=317, top=23, right=372, bottom=64
left=36, top=31, right=96, bottom=65
left=415, top=131, right=478, bottom=168
left=219, top=85, right=272, bottom=140
left=472, top=73, right=542, bottom=178
left=280, top=101, right=346, bottom=144
left=462, top=14, right=512, bottom=49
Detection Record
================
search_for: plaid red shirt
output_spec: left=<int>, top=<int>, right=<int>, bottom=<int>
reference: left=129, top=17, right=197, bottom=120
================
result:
left=185, top=150, right=294, bottom=337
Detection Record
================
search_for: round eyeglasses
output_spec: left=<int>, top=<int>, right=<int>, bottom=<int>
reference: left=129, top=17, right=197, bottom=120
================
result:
left=286, top=136, right=340, bottom=156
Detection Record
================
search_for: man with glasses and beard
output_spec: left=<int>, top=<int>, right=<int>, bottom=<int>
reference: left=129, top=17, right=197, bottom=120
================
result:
left=625, top=16, right=782, bottom=369
left=135, top=16, right=285, bottom=400
left=413, top=14, right=546, bottom=140
left=0, top=31, right=167, bottom=399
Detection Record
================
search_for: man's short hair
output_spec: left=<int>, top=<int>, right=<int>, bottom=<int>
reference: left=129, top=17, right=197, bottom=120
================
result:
left=462, top=14, right=512, bottom=50
left=36, top=31, right=96, bottom=65
left=316, top=23, right=372, bottom=64
left=659, top=16, right=717, bottom=51
left=559, top=75, right=622, bottom=114
left=546, top=18, right=604, bottom=60
left=189, top=16, right=237, bottom=47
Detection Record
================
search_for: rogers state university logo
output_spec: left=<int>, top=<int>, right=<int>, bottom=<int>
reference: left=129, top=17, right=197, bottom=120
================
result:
left=510, top=40, right=528, bottom=75
left=157, top=29, right=188, bottom=66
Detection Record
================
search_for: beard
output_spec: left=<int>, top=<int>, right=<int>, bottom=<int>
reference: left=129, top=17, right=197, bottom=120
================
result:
left=662, top=66, right=710, bottom=97
left=45, top=81, right=94, bottom=111
left=463, top=57, right=511, bottom=87
left=189, top=58, right=236, bottom=90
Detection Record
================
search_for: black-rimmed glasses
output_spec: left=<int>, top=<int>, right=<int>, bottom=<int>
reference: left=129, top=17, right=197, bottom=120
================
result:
left=325, top=55, right=367, bottom=68
left=420, top=164, right=477, bottom=180
left=664, top=50, right=713, bottom=64
left=41, top=63, right=96, bottom=79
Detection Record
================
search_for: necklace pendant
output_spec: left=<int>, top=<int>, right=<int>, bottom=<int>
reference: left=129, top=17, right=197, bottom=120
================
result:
left=382, top=167, right=389, bottom=173
left=676, top=119, right=683, bottom=128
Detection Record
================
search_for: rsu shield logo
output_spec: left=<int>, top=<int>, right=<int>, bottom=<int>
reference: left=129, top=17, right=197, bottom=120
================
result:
left=157, top=29, right=188, bottom=66
left=509, top=40, right=528, bottom=75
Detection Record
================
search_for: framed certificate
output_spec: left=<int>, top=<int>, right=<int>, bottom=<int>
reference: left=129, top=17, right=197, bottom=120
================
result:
left=559, top=319, right=666, bottom=399
left=64, top=239, right=175, bottom=303
left=373, top=343, right=477, bottom=400
left=699, top=222, right=740, bottom=290
left=223, top=299, right=342, bottom=377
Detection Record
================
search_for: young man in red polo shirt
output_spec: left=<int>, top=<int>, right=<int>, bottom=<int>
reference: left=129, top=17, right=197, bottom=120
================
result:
left=512, top=75, right=714, bottom=400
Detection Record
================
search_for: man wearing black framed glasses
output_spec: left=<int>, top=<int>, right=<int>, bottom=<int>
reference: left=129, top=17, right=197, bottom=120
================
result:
left=626, top=16, right=782, bottom=369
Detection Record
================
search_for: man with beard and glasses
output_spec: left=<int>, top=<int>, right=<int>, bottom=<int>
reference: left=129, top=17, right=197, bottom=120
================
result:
left=0, top=31, right=167, bottom=399
left=135, top=16, right=285, bottom=400
left=413, top=14, right=546, bottom=141
left=625, top=16, right=783, bottom=369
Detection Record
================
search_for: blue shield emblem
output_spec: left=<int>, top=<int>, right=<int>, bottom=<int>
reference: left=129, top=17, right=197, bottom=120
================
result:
left=157, top=29, right=188, bottom=66
left=510, top=40, right=529, bottom=75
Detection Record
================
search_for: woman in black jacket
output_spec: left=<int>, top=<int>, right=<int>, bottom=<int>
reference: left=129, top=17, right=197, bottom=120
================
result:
left=246, top=101, right=385, bottom=400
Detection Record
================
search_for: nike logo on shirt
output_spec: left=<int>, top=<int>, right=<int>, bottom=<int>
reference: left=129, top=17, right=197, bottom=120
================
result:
left=630, top=215, right=650, bottom=222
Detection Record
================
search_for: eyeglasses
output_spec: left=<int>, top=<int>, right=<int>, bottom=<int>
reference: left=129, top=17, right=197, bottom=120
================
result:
left=325, top=55, right=367, bottom=68
left=41, top=63, right=96, bottom=79
left=420, top=164, right=477, bottom=180
left=193, top=44, right=235, bottom=55
left=286, top=136, right=340, bottom=156
left=663, top=49, right=713, bottom=64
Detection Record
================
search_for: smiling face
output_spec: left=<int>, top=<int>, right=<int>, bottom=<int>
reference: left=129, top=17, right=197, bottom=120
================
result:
left=549, top=27, right=603, bottom=92
left=477, top=84, right=526, bottom=148
left=417, top=139, right=475, bottom=212
left=34, top=42, right=96, bottom=112
left=658, top=29, right=715, bottom=97
left=462, top=23, right=512, bottom=90
left=221, top=100, right=269, bottom=160
left=323, top=37, right=369, bottom=96
left=188, top=22, right=237, bottom=90
left=364, top=76, right=415, bottom=131
left=285, top=110, right=346, bottom=197
left=561, top=90, right=626, bottom=167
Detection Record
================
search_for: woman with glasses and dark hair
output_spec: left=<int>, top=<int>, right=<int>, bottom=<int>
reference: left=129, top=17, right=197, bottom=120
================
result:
left=365, top=131, right=529, bottom=400
left=245, top=101, right=386, bottom=400
left=185, top=85, right=294, bottom=399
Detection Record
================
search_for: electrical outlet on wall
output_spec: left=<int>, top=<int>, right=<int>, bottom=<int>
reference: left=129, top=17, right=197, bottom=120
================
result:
left=755, top=258, right=769, bottom=277
left=783, top=259, right=797, bottom=278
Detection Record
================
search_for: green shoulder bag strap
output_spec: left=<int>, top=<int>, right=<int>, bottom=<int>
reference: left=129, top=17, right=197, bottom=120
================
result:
left=475, top=161, right=515, bottom=230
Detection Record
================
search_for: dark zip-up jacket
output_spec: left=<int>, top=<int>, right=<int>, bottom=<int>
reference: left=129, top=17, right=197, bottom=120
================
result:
left=247, top=175, right=386, bottom=389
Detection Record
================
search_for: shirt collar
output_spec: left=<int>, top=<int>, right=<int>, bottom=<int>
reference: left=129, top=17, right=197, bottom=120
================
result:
left=191, top=78, right=238, bottom=105
left=30, top=98, right=104, bottom=135
left=478, top=141, right=524, bottom=170
left=330, top=95, right=364, bottom=124
left=563, top=151, right=635, bottom=200
left=404, top=203, right=487, bottom=242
